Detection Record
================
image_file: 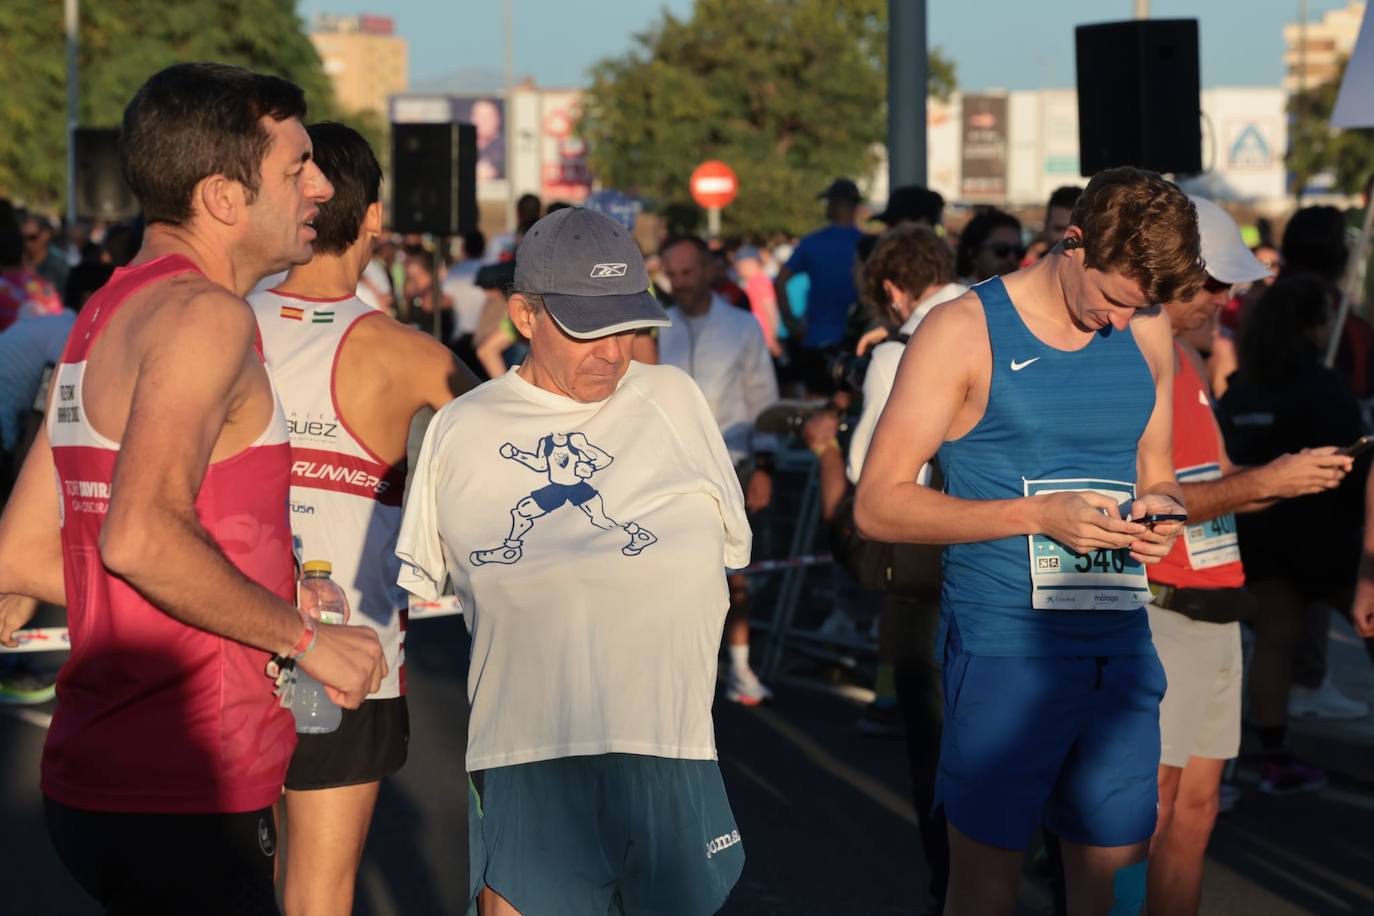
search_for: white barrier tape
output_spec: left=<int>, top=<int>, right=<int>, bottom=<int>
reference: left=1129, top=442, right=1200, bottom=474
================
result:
left=4, top=555, right=833, bottom=653
left=2, top=627, right=71, bottom=654
left=739, top=553, right=832, bottom=574
left=408, top=595, right=463, bottom=620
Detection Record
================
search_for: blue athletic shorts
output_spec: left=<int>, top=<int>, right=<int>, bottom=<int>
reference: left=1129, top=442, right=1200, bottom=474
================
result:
left=934, top=618, right=1166, bottom=850
left=530, top=480, right=597, bottom=512
left=468, top=754, right=744, bottom=916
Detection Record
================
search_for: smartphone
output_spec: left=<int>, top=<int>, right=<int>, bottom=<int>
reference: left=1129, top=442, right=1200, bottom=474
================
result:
left=1128, top=513, right=1188, bottom=528
left=1341, top=435, right=1374, bottom=459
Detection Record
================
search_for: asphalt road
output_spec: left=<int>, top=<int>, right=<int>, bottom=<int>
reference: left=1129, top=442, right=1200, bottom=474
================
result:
left=5, top=605, right=1374, bottom=915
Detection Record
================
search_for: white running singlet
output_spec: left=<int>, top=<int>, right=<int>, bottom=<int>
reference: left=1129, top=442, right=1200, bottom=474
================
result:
left=250, top=289, right=408, bottom=698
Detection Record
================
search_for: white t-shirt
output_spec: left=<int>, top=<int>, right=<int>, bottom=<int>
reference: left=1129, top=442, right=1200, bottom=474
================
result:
left=396, top=362, right=752, bottom=771
left=847, top=282, right=966, bottom=483
left=442, top=259, right=486, bottom=338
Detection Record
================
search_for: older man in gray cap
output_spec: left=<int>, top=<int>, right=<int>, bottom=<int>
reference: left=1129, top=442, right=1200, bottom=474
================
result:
left=396, top=206, right=750, bottom=916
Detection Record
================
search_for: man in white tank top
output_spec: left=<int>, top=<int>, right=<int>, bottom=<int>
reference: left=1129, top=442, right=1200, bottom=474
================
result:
left=249, top=122, right=477, bottom=916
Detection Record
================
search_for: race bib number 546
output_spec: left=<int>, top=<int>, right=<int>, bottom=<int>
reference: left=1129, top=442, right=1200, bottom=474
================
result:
left=1024, top=477, right=1151, bottom=611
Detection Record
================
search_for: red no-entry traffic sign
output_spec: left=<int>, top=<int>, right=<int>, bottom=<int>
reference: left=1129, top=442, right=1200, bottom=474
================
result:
left=690, top=160, right=738, bottom=209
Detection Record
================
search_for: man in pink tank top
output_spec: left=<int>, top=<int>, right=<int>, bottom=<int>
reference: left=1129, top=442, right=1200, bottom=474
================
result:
left=250, top=121, right=477, bottom=916
left=0, top=63, right=386, bottom=915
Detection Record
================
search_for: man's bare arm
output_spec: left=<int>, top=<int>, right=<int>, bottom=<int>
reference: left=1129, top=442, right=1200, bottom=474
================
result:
left=855, top=299, right=1145, bottom=552
left=0, top=433, right=65, bottom=606
left=99, top=293, right=315, bottom=653
left=99, top=292, right=383, bottom=702
left=390, top=320, right=479, bottom=409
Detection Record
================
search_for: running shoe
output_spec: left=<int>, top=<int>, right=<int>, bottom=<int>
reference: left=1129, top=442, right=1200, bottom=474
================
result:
left=725, top=669, right=773, bottom=706
left=1289, top=677, right=1369, bottom=720
left=1258, top=756, right=1327, bottom=796
left=0, top=673, right=57, bottom=706
left=857, top=701, right=901, bottom=736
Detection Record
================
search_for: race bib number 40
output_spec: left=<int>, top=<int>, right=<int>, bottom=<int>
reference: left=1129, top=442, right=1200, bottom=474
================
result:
left=1177, top=463, right=1240, bottom=570
left=1023, top=477, right=1150, bottom=611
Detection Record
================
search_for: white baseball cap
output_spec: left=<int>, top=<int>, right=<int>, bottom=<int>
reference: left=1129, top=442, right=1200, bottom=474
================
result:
left=1188, top=195, right=1270, bottom=285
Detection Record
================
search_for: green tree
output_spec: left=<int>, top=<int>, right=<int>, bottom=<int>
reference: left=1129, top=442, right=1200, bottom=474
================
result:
left=0, top=0, right=379, bottom=211
left=578, top=0, right=956, bottom=238
left=1287, top=56, right=1374, bottom=200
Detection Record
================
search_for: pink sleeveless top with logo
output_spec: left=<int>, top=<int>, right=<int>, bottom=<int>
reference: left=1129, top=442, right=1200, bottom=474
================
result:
left=43, top=254, right=297, bottom=813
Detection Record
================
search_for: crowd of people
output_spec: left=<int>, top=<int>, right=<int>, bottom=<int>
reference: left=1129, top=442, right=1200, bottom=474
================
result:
left=2, top=60, right=1374, bottom=916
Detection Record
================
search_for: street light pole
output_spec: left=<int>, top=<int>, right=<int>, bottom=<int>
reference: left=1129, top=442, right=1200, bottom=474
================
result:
left=887, top=0, right=927, bottom=189
left=65, top=0, right=79, bottom=226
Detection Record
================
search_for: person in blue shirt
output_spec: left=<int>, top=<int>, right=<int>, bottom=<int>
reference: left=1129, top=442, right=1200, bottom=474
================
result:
left=855, top=167, right=1203, bottom=916
left=774, top=178, right=864, bottom=390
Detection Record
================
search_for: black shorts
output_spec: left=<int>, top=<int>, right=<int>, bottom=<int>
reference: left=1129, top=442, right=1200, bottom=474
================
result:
left=44, top=797, right=278, bottom=915
left=285, top=696, right=409, bottom=791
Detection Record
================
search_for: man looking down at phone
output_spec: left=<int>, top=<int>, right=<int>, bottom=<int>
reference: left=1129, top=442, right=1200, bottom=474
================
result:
left=1144, top=196, right=1353, bottom=916
left=855, top=167, right=1201, bottom=916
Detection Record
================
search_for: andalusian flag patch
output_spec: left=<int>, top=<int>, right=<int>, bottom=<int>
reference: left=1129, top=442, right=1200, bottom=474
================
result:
left=280, top=305, right=304, bottom=321
left=312, top=310, right=335, bottom=324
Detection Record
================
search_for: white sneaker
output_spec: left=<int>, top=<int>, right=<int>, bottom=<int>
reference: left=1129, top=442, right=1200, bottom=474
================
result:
left=1289, top=677, right=1370, bottom=721
left=725, top=669, right=773, bottom=706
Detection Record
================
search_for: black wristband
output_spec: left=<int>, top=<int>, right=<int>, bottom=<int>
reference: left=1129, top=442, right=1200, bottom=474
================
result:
left=753, top=453, right=775, bottom=473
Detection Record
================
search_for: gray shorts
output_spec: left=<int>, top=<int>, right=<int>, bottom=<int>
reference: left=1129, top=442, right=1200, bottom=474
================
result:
left=1149, top=604, right=1242, bottom=768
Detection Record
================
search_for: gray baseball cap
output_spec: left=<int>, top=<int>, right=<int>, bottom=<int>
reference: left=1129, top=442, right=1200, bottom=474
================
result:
left=513, top=207, right=671, bottom=340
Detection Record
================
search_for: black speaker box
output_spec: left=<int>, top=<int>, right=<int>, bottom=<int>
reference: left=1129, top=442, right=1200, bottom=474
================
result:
left=1075, top=19, right=1202, bottom=176
left=390, top=122, right=478, bottom=235
left=74, top=127, right=140, bottom=222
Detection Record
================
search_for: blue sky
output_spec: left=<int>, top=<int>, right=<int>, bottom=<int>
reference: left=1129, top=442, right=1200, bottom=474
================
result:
left=298, top=0, right=1355, bottom=91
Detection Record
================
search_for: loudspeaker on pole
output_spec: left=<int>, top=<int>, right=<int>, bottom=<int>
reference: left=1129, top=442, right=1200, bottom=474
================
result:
left=1075, top=19, right=1202, bottom=176
left=74, top=127, right=140, bottom=222
left=390, top=122, right=478, bottom=235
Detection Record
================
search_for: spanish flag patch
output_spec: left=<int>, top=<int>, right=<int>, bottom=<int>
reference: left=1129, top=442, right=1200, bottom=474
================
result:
left=280, top=305, right=305, bottom=321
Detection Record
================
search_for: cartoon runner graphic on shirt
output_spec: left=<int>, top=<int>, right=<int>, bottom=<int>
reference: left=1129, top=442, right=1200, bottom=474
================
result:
left=470, top=431, right=658, bottom=566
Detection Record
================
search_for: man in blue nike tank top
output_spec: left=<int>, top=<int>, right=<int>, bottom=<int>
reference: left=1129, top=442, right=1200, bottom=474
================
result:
left=855, top=167, right=1205, bottom=916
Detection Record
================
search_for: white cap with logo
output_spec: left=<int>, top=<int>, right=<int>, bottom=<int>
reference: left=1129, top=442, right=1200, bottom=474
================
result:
left=1189, top=195, right=1270, bottom=285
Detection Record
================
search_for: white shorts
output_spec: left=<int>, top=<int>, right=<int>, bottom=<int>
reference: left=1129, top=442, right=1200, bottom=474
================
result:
left=1148, top=603, right=1243, bottom=768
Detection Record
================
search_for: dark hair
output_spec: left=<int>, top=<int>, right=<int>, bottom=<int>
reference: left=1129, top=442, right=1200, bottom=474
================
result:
left=121, top=62, right=307, bottom=226
left=102, top=221, right=142, bottom=267
left=65, top=262, right=115, bottom=311
left=955, top=209, right=1021, bottom=278
left=1280, top=206, right=1348, bottom=282
left=1067, top=167, right=1204, bottom=303
left=303, top=122, right=380, bottom=256
left=1046, top=185, right=1083, bottom=214
left=1237, top=275, right=1330, bottom=388
left=0, top=200, right=20, bottom=267
left=660, top=235, right=711, bottom=262
left=861, top=225, right=953, bottom=326
left=516, top=193, right=542, bottom=231
left=463, top=229, right=486, bottom=259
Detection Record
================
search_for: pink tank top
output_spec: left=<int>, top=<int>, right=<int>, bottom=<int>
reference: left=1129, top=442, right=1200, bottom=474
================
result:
left=43, top=254, right=297, bottom=813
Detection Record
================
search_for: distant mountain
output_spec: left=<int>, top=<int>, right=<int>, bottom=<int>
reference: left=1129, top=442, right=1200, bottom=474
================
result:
left=410, top=68, right=506, bottom=94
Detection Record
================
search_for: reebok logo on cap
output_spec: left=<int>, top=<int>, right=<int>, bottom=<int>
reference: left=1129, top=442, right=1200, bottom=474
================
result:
left=590, top=263, right=628, bottom=278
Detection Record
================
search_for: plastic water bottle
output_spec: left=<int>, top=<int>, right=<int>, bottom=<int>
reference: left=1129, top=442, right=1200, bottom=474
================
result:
left=292, top=560, right=346, bottom=734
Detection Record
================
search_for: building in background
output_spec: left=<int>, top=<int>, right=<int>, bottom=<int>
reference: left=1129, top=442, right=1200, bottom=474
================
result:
left=310, top=13, right=409, bottom=115
left=1282, top=1, right=1365, bottom=94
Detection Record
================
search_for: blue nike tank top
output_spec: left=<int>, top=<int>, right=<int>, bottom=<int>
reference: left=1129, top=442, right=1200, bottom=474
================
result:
left=936, top=276, right=1157, bottom=656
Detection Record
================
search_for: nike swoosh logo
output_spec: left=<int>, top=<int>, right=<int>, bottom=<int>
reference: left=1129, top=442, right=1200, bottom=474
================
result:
left=1010, top=357, right=1040, bottom=371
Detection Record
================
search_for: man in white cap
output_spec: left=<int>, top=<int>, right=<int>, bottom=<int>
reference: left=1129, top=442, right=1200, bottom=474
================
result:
left=396, top=207, right=750, bottom=915
left=1143, top=196, right=1354, bottom=914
